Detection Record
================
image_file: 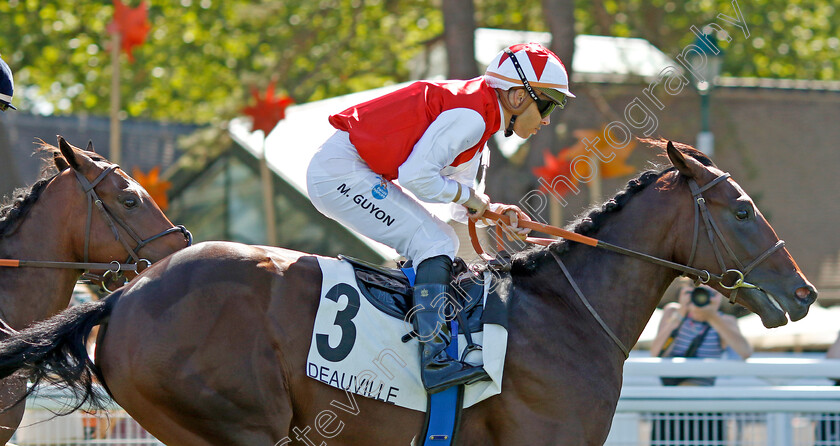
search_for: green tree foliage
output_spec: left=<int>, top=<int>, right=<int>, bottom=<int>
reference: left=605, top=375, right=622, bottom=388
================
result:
left=474, top=0, right=840, bottom=81
left=0, top=0, right=442, bottom=122
left=573, top=0, right=840, bottom=80
left=0, top=0, right=837, bottom=124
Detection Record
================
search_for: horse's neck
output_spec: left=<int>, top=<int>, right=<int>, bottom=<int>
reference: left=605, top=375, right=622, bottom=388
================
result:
left=509, top=191, right=681, bottom=379
left=0, top=196, right=81, bottom=329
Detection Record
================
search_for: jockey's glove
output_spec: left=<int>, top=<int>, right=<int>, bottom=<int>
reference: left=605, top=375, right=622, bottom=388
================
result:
left=463, top=188, right=490, bottom=219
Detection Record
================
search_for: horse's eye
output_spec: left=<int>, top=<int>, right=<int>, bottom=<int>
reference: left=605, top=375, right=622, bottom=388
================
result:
left=735, top=209, right=750, bottom=220
left=122, top=196, right=139, bottom=209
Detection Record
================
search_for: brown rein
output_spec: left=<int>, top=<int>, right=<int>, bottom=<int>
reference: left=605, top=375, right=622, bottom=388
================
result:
left=467, top=173, right=785, bottom=293
left=470, top=209, right=725, bottom=283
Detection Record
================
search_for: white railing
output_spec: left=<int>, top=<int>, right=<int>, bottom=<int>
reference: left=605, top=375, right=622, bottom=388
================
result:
left=11, top=388, right=161, bottom=446
left=606, top=357, right=840, bottom=446
left=10, top=357, right=840, bottom=445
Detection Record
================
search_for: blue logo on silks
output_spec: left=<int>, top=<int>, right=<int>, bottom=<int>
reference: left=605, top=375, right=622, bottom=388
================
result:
left=371, top=177, right=388, bottom=200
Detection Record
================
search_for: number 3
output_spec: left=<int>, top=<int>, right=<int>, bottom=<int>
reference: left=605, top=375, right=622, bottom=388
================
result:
left=316, top=283, right=360, bottom=362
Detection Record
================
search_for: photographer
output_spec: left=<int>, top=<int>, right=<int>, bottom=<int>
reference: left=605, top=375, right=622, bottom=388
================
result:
left=651, top=284, right=753, bottom=370
left=649, top=282, right=752, bottom=446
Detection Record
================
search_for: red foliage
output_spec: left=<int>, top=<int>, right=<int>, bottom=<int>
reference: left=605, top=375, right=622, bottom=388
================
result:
left=532, top=149, right=577, bottom=197
left=242, top=82, right=295, bottom=136
left=108, top=0, right=151, bottom=62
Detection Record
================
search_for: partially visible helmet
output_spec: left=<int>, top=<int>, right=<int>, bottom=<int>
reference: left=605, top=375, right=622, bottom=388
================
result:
left=484, top=42, right=575, bottom=103
left=0, top=57, right=16, bottom=111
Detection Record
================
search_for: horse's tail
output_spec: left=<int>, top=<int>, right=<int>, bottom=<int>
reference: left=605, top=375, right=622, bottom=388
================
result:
left=0, top=289, right=120, bottom=413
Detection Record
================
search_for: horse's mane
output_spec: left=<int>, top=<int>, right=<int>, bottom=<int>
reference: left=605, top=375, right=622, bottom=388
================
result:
left=509, top=139, right=714, bottom=275
left=0, top=141, right=103, bottom=238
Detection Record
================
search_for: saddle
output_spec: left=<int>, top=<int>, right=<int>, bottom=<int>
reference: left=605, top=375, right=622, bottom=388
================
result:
left=337, top=255, right=488, bottom=335
left=334, top=255, right=512, bottom=446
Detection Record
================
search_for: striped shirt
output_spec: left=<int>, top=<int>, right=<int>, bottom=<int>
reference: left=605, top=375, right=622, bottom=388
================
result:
left=661, top=316, right=723, bottom=386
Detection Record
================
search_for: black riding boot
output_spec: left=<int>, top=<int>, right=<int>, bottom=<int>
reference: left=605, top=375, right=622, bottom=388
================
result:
left=412, top=282, right=489, bottom=394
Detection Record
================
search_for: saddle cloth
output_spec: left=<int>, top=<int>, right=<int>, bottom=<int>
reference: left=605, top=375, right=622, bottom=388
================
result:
left=306, top=256, right=510, bottom=412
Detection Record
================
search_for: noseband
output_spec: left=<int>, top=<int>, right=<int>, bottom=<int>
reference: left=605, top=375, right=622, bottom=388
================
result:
left=685, top=173, right=786, bottom=303
left=73, top=165, right=192, bottom=290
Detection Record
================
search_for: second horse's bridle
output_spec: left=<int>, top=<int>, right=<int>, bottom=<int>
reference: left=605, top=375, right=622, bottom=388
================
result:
left=0, top=164, right=192, bottom=293
left=74, top=165, right=192, bottom=290
left=74, top=164, right=192, bottom=290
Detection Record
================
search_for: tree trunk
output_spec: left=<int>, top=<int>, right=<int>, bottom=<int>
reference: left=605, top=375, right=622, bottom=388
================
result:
left=526, top=0, right=575, bottom=172
left=442, top=0, right=478, bottom=79
left=486, top=0, right=576, bottom=222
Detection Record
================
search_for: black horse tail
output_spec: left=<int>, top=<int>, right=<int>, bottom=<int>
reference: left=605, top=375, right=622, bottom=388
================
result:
left=0, top=289, right=120, bottom=413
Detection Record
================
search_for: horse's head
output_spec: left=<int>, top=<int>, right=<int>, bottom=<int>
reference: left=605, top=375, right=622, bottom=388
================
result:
left=51, top=136, right=190, bottom=271
left=662, top=140, right=817, bottom=328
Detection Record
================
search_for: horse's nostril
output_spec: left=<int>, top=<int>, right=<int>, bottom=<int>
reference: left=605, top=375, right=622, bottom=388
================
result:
left=795, top=286, right=816, bottom=302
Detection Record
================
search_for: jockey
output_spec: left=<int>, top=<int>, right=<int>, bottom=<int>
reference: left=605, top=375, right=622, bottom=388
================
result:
left=307, top=43, right=574, bottom=394
left=0, top=56, right=16, bottom=112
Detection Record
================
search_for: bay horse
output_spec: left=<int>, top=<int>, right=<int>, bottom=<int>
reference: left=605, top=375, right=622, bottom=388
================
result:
left=0, top=136, right=190, bottom=443
left=0, top=140, right=817, bottom=445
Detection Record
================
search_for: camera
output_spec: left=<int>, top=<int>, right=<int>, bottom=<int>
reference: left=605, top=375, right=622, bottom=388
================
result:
left=690, top=287, right=712, bottom=307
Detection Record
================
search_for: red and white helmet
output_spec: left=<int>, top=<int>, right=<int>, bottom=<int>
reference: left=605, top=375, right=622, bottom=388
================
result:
left=484, top=42, right=575, bottom=102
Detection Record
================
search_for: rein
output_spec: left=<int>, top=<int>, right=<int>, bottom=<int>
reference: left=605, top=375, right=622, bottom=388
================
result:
left=0, top=165, right=192, bottom=292
left=468, top=172, right=785, bottom=358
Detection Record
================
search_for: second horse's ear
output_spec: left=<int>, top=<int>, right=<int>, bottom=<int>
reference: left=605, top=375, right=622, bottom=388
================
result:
left=57, top=135, right=95, bottom=173
left=86, top=140, right=95, bottom=152
left=53, top=152, right=70, bottom=171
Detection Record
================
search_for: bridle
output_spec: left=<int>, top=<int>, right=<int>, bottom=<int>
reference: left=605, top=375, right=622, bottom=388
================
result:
left=468, top=171, right=786, bottom=358
left=74, top=165, right=192, bottom=289
left=0, top=165, right=192, bottom=292
left=684, top=173, right=785, bottom=303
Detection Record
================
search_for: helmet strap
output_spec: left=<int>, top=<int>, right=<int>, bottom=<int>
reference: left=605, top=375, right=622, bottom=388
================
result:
left=504, top=114, right=518, bottom=137
left=502, top=48, right=539, bottom=138
left=504, top=49, right=540, bottom=103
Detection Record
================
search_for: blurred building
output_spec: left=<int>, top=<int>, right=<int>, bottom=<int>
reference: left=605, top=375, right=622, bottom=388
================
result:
left=0, top=112, right=195, bottom=198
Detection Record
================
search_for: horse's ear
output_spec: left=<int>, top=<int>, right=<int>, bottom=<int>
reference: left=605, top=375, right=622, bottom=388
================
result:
left=53, top=152, right=70, bottom=171
left=58, top=136, right=94, bottom=172
left=667, top=140, right=702, bottom=179
left=86, top=140, right=95, bottom=152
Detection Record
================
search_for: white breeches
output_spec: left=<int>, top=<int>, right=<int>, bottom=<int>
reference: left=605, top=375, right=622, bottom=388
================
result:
left=306, top=131, right=458, bottom=265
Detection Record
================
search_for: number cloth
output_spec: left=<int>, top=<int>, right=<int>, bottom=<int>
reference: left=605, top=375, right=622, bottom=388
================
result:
left=305, top=256, right=508, bottom=411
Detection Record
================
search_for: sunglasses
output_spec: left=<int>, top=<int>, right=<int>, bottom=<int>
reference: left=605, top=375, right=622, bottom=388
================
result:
left=0, top=103, right=10, bottom=112
left=534, top=94, right=566, bottom=118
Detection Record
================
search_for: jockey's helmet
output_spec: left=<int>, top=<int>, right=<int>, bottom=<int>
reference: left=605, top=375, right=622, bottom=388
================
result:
left=484, top=42, right=574, bottom=113
left=0, top=57, right=16, bottom=112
